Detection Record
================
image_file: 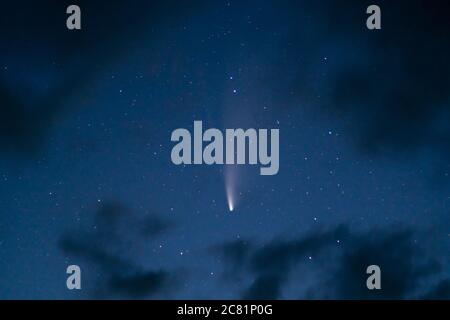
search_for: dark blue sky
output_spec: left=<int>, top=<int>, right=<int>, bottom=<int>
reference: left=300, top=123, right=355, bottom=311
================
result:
left=1, top=0, right=450, bottom=299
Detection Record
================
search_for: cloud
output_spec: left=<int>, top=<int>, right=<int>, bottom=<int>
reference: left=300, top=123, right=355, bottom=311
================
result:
left=211, top=239, right=252, bottom=277
left=0, top=1, right=206, bottom=156
left=140, top=215, right=173, bottom=238
left=327, top=229, right=441, bottom=299
left=107, top=270, right=169, bottom=299
left=59, top=201, right=177, bottom=298
left=60, top=234, right=131, bottom=273
left=242, top=274, right=283, bottom=300
left=272, top=1, right=450, bottom=180
left=214, top=226, right=348, bottom=299
left=215, top=225, right=450, bottom=299
left=421, top=280, right=450, bottom=300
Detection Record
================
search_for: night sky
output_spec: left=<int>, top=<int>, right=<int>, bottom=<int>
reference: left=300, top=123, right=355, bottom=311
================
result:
left=1, top=0, right=450, bottom=299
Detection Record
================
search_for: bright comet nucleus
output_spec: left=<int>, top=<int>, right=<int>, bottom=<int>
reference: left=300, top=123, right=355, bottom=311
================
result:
left=226, top=188, right=234, bottom=212
left=225, top=179, right=235, bottom=212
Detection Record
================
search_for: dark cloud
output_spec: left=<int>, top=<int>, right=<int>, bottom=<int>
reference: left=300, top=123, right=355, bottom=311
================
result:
left=60, top=234, right=131, bottom=273
left=215, top=225, right=450, bottom=299
left=210, top=239, right=253, bottom=286
left=214, top=227, right=349, bottom=299
left=95, top=202, right=125, bottom=227
left=249, top=226, right=348, bottom=275
left=249, top=1, right=450, bottom=299
left=0, top=0, right=207, bottom=156
left=242, top=274, right=283, bottom=300
left=140, top=215, right=173, bottom=238
left=213, top=240, right=252, bottom=271
left=328, top=229, right=441, bottom=299
left=108, top=270, right=169, bottom=299
left=280, top=1, right=450, bottom=175
left=59, top=201, right=176, bottom=298
left=421, top=280, right=450, bottom=300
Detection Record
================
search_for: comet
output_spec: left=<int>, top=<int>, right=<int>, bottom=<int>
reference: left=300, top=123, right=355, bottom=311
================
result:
left=228, top=200, right=234, bottom=212
left=225, top=166, right=237, bottom=212
left=227, top=190, right=234, bottom=212
left=225, top=178, right=234, bottom=212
